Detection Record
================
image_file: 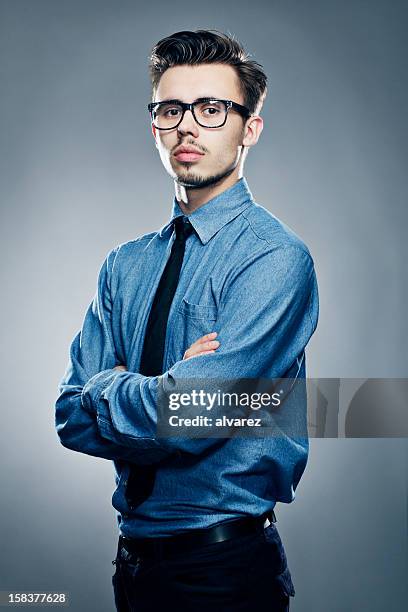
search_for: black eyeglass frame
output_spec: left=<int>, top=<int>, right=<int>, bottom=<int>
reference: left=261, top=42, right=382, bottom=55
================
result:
left=147, top=98, right=252, bottom=130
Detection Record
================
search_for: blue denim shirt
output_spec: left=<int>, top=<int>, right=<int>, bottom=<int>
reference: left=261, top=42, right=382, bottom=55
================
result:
left=55, top=177, right=319, bottom=538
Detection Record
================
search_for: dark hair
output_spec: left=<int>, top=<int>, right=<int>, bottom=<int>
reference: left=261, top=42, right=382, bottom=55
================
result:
left=149, top=29, right=267, bottom=115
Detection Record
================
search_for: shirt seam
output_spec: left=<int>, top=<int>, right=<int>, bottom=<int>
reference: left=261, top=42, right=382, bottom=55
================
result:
left=219, top=242, right=314, bottom=307
left=241, top=208, right=311, bottom=256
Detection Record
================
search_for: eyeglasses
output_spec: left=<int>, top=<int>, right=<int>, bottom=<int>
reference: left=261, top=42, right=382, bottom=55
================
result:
left=147, top=98, right=252, bottom=130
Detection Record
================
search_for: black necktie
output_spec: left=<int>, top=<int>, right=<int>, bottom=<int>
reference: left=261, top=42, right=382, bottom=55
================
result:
left=125, top=216, right=194, bottom=510
left=139, top=216, right=194, bottom=376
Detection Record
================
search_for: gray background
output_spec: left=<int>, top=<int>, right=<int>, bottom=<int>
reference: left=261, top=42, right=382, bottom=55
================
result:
left=1, top=0, right=407, bottom=610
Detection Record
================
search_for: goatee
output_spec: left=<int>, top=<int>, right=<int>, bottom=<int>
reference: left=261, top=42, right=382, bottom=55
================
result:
left=175, top=165, right=236, bottom=189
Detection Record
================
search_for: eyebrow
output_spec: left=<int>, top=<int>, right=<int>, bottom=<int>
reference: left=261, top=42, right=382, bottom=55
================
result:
left=157, top=96, right=222, bottom=104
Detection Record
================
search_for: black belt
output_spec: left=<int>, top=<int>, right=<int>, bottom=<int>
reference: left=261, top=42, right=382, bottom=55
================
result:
left=119, top=509, right=276, bottom=559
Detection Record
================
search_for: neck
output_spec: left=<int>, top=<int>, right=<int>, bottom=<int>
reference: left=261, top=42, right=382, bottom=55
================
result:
left=174, top=166, right=243, bottom=215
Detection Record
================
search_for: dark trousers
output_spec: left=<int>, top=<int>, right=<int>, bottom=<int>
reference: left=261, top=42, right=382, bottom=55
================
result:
left=112, top=521, right=295, bottom=611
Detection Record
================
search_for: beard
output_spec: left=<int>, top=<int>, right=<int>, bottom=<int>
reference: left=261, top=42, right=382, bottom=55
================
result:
left=173, top=162, right=237, bottom=189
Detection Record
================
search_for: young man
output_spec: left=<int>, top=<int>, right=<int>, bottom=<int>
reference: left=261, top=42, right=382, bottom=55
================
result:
left=55, top=29, right=319, bottom=611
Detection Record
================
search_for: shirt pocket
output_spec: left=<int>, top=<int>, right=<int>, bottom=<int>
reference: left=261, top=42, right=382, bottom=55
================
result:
left=178, top=298, right=218, bottom=322
left=166, top=299, right=219, bottom=368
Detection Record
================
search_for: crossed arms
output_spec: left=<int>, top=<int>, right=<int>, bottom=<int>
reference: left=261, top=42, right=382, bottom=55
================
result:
left=55, top=244, right=318, bottom=464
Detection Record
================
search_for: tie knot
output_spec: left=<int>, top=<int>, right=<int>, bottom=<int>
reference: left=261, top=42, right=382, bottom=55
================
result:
left=174, top=216, right=194, bottom=241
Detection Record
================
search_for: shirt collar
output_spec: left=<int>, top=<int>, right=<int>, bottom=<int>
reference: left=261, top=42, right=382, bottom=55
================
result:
left=158, top=177, right=254, bottom=245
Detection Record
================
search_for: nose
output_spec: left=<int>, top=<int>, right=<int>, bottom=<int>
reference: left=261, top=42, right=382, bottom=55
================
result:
left=177, top=108, right=199, bottom=137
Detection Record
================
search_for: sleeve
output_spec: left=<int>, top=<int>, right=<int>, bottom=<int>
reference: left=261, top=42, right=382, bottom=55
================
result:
left=54, top=247, right=170, bottom=465
left=82, top=244, right=319, bottom=458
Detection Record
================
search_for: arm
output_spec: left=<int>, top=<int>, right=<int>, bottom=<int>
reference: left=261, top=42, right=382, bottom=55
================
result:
left=82, top=245, right=319, bottom=458
left=55, top=248, right=170, bottom=464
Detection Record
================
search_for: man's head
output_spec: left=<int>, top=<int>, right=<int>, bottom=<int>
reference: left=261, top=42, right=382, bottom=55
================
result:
left=148, top=30, right=267, bottom=191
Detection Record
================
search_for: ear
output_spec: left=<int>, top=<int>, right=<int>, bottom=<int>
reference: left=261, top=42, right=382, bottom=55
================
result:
left=242, top=115, right=264, bottom=147
left=151, top=123, right=159, bottom=148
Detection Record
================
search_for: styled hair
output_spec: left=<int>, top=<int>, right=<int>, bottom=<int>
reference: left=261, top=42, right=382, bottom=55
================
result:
left=149, top=29, right=267, bottom=115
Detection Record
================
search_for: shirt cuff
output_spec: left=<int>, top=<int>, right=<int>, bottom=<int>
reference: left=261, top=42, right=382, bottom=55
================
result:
left=81, top=369, right=122, bottom=415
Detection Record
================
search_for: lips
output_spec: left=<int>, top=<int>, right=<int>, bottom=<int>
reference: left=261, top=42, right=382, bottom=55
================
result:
left=174, top=146, right=204, bottom=162
left=175, top=152, right=203, bottom=162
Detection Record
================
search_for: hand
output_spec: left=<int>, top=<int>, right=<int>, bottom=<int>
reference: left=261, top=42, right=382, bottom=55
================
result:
left=183, top=332, right=220, bottom=361
left=114, top=365, right=127, bottom=372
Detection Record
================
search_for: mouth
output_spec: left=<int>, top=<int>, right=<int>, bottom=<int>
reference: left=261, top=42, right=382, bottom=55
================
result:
left=174, top=151, right=204, bottom=163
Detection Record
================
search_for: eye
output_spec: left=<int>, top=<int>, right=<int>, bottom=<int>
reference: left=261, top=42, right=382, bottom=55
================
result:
left=196, top=101, right=224, bottom=116
left=203, top=106, right=220, bottom=115
left=164, top=107, right=181, bottom=117
left=155, top=104, right=182, bottom=118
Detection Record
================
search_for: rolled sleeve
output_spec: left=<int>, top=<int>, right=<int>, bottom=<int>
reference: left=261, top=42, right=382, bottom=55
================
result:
left=55, top=248, right=169, bottom=464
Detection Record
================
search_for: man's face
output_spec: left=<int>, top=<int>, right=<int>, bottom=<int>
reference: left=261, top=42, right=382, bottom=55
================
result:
left=151, top=63, right=249, bottom=189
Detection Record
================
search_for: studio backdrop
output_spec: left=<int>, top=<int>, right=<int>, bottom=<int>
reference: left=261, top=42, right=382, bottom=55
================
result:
left=0, top=1, right=407, bottom=611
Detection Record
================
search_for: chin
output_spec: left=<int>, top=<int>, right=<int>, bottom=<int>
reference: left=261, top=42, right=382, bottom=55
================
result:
left=173, top=166, right=236, bottom=190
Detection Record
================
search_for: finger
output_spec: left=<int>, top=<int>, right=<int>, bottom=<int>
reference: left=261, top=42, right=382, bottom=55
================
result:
left=185, top=350, right=215, bottom=360
left=200, top=331, right=218, bottom=342
left=185, top=340, right=220, bottom=358
left=191, top=332, right=218, bottom=348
